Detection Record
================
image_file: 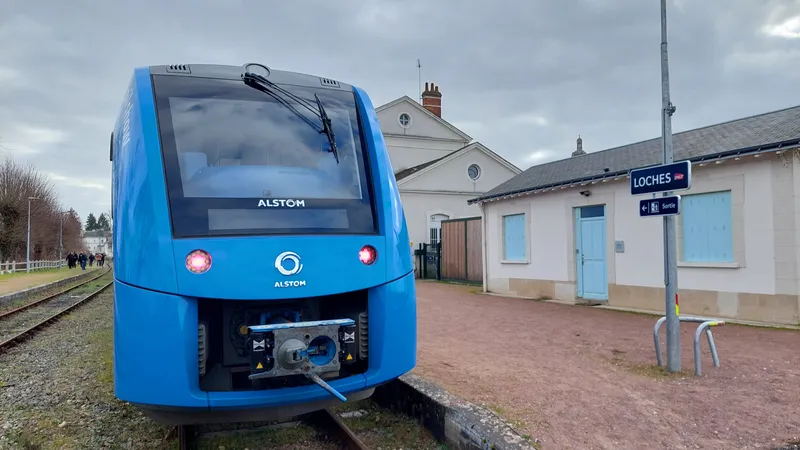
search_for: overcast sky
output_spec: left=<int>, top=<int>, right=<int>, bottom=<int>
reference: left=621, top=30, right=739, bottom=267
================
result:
left=1, top=0, right=798, bottom=222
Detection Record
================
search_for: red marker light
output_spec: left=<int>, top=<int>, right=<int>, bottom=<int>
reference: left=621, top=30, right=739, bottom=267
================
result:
left=359, top=245, right=377, bottom=265
left=186, top=250, right=212, bottom=274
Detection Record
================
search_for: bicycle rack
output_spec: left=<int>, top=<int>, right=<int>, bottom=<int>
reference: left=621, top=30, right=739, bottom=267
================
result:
left=653, top=315, right=725, bottom=376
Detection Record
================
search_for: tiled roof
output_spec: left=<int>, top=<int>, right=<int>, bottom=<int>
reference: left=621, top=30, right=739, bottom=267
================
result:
left=393, top=144, right=471, bottom=181
left=470, top=105, right=800, bottom=204
left=394, top=157, right=445, bottom=181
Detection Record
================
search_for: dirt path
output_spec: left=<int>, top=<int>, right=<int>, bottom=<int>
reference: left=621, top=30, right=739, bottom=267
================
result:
left=0, top=267, right=97, bottom=295
left=414, top=281, right=800, bottom=450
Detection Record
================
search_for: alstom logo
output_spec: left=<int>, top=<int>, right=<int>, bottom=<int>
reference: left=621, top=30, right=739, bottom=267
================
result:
left=275, top=251, right=303, bottom=276
left=258, top=199, right=305, bottom=208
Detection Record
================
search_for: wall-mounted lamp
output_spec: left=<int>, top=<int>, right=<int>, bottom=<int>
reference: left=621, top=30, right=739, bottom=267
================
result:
left=579, top=190, right=591, bottom=197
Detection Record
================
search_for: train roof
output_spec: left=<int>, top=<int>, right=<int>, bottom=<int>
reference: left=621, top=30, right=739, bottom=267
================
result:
left=146, top=63, right=354, bottom=92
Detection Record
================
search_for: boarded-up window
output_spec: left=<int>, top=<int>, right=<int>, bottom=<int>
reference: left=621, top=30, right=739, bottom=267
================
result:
left=502, top=214, right=526, bottom=261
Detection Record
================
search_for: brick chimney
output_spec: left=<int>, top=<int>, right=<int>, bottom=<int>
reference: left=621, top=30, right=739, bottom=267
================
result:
left=572, top=135, right=586, bottom=157
left=421, top=82, right=442, bottom=117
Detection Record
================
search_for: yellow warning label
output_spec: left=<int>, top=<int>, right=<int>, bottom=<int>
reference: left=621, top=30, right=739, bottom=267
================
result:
left=256, top=362, right=263, bottom=369
left=346, top=354, right=353, bottom=361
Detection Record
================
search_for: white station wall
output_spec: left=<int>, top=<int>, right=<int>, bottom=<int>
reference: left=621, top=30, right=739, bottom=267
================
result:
left=485, top=158, right=777, bottom=296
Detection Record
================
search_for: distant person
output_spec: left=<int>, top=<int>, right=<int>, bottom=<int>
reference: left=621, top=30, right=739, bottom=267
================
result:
left=78, top=252, right=87, bottom=270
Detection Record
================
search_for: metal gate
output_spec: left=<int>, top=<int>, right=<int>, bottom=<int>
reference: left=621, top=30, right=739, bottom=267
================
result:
left=414, top=242, right=441, bottom=280
left=440, top=217, right=483, bottom=284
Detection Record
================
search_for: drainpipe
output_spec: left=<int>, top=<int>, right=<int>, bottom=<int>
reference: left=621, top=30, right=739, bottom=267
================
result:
left=479, top=202, right=488, bottom=293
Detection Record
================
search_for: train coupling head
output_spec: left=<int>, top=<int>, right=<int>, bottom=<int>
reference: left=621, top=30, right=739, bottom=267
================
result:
left=246, top=318, right=359, bottom=402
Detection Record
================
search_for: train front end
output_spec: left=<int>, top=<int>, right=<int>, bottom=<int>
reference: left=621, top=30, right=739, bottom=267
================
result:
left=110, top=64, right=416, bottom=425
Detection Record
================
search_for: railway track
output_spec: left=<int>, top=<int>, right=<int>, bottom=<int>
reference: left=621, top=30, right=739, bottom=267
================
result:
left=0, top=269, right=368, bottom=448
left=175, top=408, right=370, bottom=449
left=0, top=268, right=113, bottom=353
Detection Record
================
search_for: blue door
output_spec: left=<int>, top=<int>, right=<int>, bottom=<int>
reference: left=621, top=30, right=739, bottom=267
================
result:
left=576, top=205, right=607, bottom=300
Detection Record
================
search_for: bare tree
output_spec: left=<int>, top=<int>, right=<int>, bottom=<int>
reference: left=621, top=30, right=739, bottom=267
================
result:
left=0, top=156, right=83, bottom=262
left=62, top=208, right=83, bottom=254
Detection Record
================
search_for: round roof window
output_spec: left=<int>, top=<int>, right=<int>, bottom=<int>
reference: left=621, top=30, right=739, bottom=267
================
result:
left=467, top=164, right=481, bottom=181
left=398, top=113, right=411, bottom=128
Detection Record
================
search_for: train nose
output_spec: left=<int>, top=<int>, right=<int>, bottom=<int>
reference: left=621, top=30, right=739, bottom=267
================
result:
left=171, top=237, right=388, bottom=299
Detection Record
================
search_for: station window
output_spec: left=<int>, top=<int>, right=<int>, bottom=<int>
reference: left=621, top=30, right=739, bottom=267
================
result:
left=680, top=190, right=734, bottom=263
left=502, top=213, right=527, bottom=261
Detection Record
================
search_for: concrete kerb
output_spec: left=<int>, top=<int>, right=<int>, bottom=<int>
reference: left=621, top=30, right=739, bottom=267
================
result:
left=372, top=373, right=538, bottom=450
left=474, top=291, right=800, bottom=330
left=0, top=267, right=110, bottom=308
left=771, top=443, right=800, bottom=450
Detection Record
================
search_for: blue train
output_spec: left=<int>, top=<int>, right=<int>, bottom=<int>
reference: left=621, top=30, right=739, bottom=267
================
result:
left=109, top=63, right=416, bottom=425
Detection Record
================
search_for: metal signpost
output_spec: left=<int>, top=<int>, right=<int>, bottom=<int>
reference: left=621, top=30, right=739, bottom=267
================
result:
left=630, top=164, right=689, bottom=375
left=627, top=0, right=685, bottom=373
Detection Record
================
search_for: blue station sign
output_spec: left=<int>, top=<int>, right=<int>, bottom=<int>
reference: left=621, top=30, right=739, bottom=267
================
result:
left=629, top=160, right=692, bottom=196
left=639, top=195, right=681, bottom=217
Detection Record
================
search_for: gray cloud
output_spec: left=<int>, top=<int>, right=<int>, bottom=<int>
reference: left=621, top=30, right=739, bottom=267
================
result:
left=1, top=0, right=799, bottom=221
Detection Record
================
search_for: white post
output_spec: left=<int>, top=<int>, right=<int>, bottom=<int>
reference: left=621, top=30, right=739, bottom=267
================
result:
left=59, top=211, right=64, bottom=270
left=26, top=196, right=39, bottom=273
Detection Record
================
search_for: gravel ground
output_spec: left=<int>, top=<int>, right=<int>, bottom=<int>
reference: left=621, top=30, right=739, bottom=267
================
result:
left=0, top=288, right=168, bottom=450
left=0, top=284, right=444, bottom=450
left=414, top=281, right=800, bottom=450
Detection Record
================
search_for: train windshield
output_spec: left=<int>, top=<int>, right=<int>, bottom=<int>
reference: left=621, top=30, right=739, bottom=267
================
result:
left=151, top=75, right=377, bottom=238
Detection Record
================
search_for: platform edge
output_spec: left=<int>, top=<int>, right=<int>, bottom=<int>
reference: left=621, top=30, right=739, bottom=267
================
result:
left=372, top=373, right=538, bottom=450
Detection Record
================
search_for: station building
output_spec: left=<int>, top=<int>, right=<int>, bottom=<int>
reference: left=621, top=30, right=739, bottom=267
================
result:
left=469, top=105, right=800, bottom=326
left=82, top=229, right=113, bottom=257
left=376, top=83, right=520, bottom=250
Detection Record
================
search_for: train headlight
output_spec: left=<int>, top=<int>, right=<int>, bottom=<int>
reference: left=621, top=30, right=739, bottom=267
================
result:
left=358, top=245, right=377, bottom=265
left=186, top=249, right=212, bottom=274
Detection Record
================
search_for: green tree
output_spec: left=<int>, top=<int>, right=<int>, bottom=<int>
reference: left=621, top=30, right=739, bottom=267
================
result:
left=97, top=213, right=110, bottom=231
left=85, top=212, right=97, bottom=231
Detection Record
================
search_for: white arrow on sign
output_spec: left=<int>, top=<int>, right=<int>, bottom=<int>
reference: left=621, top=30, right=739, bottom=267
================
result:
left=641, top=204, right=647, bottom=212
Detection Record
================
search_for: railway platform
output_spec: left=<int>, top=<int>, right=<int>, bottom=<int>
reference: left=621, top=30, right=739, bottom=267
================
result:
left=414, top=280, right=800, bottom=449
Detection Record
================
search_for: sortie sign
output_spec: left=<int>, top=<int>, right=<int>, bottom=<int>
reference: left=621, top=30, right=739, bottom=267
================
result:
left=639, top=195, right=681, bottom=217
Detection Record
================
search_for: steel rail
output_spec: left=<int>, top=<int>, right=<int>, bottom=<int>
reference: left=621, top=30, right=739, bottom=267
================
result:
left=307, top=408, right=370, bottom=450
left=0, top=281, right=113, bottom=353
left=0, top=266, right=111, bottom=320
left=176, top=408, right=369, bottom=450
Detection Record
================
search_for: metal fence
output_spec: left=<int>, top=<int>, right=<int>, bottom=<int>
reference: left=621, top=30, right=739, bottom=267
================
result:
left=413, top=217, right=484, bottom=285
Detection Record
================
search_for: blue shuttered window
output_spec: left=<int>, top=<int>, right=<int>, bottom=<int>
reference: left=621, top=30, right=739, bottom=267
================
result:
left=681, top=191, right=734, bottom=263
left=503, top=214, right=526, bottom=261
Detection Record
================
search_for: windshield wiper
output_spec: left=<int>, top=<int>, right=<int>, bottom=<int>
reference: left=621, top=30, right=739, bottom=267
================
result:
left=242, top=72, right=339, bottom=164
left=314, top=94, right=338, bottom=163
